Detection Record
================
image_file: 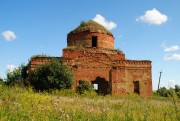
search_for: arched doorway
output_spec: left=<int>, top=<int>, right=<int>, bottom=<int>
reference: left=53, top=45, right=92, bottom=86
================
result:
left=92, top=77, right=109, bottom=95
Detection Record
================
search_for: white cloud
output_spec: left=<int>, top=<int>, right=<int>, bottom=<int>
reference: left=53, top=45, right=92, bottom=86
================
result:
left=2, top=30, right=16, bottom=41
left=6, top=64, right=18, bottom=72
left=93, top=14, right=117, bottom=30
left=164, top=54, right=180, bottom=60
left=136, top=8, right=168, bottom=25
left=164, top=45, right=179, bottom=52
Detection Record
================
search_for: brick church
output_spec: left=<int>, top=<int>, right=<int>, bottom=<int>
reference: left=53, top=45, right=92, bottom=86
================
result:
left=29, top=20, right=152, bottom=97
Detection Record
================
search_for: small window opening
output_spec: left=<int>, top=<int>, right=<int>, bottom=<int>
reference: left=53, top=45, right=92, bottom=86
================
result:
left=133, top=81, right=140, bottom=94
left=93, top=84, right=98, bottom=90
left=92, top=36, right=97, bottom=47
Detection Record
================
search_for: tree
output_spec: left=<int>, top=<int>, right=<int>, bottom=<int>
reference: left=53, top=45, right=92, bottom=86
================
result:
left=5, top=68, right=21, bottom=85
left=0, top=78, right=3, bottom=85
left=0, top=78, right=3, bottom=82
left=175, top=84, right=180, bottom=92
left=29, top=58, right=74, bottom=91
left=5, top=64, right=29, bottom=86
left=175, top=85, right=180, bottom=98
left=157, top=87, right=169, bottom=97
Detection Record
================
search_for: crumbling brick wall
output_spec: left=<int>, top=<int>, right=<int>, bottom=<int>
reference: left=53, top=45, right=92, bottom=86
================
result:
left=63, top=48, right=152, bottom=96
left=28, top=49, right=152, bottom=97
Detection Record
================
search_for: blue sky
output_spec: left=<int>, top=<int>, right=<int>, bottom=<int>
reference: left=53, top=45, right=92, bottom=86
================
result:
left=0, top=0, right=180, bottom=90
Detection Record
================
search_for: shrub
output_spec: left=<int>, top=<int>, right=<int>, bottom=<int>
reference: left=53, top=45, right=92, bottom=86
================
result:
left=157, top=86, right=180, bottom=98
left=175, top=85, right=180, bottom=98
left=175, top=85, right=180, bottom=92
left=29, top=58, right=74, bottom=91
left=157, top=87, right=169, bottom=97
left=76, top=80, right=94, bottom=94
left=177, top=91, right=180, bottom=98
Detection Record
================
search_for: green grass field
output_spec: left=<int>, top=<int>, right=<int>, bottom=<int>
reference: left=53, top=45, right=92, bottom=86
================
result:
left=0, top=85, right=179, bottom=121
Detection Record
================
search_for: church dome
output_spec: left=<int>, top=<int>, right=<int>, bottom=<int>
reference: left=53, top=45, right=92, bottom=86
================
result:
left=68, top=20, right=112, bottom=35
left=67, top=20, right=114, bottom=49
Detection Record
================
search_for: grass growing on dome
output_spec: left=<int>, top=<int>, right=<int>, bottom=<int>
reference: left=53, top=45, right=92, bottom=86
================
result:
left=68, top=20, right=112, bottom=35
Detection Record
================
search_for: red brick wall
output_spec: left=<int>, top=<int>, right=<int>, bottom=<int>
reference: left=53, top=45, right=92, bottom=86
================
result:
left=63, top=48, right=152, bottom=96
left=28, top=57, right=60, bottom=72
left=63, top=48, right=125, bottom=63
left=124, top=69, right=152, bottom=97
left=67, top=31, right=114, bottom=49
left=29, top=57, right=51, bottom=71
left=28, top=48, right=152, bottom=97
left=110, top=60, right=152, bottom=97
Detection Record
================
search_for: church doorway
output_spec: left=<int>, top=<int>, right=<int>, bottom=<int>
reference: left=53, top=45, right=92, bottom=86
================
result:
left=92, top=36, right=97, bottom=47
left=92, top=77, right=109, bottom=95
left=133, top=81, right=140, bottom=94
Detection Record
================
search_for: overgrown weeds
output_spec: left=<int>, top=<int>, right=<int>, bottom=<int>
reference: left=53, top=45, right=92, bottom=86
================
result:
left=0, top=85, right=180, bottom=121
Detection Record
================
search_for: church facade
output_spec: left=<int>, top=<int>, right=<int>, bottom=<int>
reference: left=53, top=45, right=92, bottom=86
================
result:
left=29, top=20, right=152, bottom=96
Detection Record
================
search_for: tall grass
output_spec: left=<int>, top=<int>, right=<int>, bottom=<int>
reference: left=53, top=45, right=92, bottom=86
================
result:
left=0, top=85, right=179, bottom=121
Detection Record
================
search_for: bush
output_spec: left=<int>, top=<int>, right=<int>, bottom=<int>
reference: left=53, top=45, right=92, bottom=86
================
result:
left=157, top=87, right=169, bottom=97
left=175, top=85, right=180, bottom=92
left=177, top=91, right=180, bottom=98
left=76, top=80, right=94, bottom=94
left=157, top=86, right=180, bottom=98
left=175, top=85, right=180, bottom=98
left=29, top=58, right=74, bottom=91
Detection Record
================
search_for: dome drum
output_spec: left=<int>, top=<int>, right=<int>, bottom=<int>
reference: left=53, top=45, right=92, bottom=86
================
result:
left=67, top=31, right=114, bottom=49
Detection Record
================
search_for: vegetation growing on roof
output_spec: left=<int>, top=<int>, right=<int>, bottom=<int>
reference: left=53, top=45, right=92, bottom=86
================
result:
left=30, top=54, right=49, bottom=59
left=28, top=54, right=50, bottom=65
left=68, top=20, right=112, bottom=35
left=115, top=48, right=124, bottom=54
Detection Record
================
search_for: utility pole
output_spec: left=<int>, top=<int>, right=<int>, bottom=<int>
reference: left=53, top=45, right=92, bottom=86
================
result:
left=157, top=70, right=163, bottom=91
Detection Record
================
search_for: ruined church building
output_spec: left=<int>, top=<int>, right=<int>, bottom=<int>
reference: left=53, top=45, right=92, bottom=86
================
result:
left=29, top=20, right=152, bottom=97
